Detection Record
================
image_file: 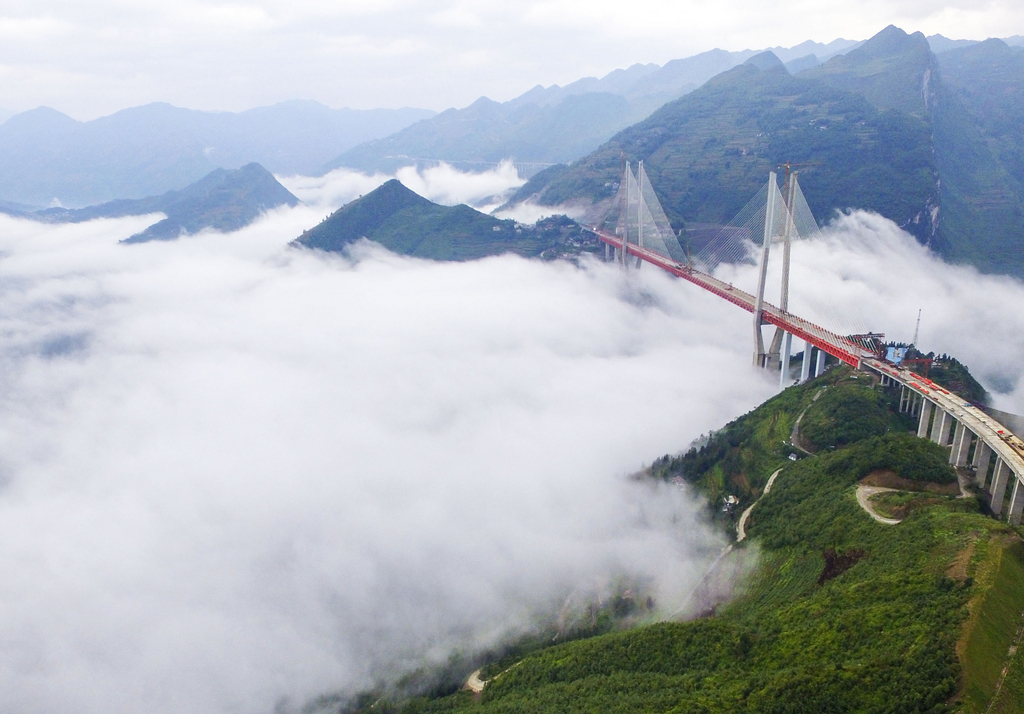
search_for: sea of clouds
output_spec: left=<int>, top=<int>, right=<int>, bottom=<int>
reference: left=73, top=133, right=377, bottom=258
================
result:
left=0, top=166, right=1022, bottom=714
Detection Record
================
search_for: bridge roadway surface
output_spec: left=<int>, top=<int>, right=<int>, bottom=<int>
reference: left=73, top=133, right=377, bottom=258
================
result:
left=865, top=359, right=1024, bottom=493
left=592, top=229, right=874, bottom=367
left=592, top=229, right=1024, bottom=518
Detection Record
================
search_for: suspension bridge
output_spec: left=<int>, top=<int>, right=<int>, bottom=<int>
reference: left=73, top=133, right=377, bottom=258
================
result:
left=586, top=162, right=1024, bottom=525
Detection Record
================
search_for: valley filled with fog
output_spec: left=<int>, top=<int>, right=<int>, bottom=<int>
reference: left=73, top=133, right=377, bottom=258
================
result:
left=0, top=164, right=1021, bottom=713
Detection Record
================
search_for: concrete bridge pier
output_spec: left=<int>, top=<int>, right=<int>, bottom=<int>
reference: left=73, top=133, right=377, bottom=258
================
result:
left=815, top=348, right=826, bottom=376
left=917, top=400, right=934, bottom=439
left=974, top=441, right=993, bottom=488
left=931, top=409, right=953, bottom=446
left=990, top=459, right=1011, bottom=515
left=951, top=422, right=972, bottom=467
left=779, top=332, right=793, bottom=387
left=799, top=341, right=813, bottom=383
left=1009, top=479, right=1024, bottom=526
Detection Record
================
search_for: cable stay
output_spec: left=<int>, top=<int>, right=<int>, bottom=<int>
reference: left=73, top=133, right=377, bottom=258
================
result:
left=587, top=167, right=882, bottom=375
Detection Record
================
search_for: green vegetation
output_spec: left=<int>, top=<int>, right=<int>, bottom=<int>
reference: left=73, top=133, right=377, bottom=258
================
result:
left=324, top=92, right=659, bottom=175
left=509, top=32, right=940, bottom=245
left=294, top=179, right=600, bottom=261
left=960, top=538, right=1024, bottom=713
left=928, top=354, right=991, bottom=405
left=932, top=39, right=1024, bottom=273
left=508, top=25, right=1024, bottom=276
left=33, top=163, right=299, bottom=243
left=868, top=490, right=960, bottom=520
left=333, top=362, right=1024, bottom=714
left=799, top=383, right=898, bottom=450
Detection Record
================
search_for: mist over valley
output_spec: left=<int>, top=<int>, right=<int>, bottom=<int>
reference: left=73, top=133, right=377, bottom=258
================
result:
left=3, top=6, right=1024, bottom=712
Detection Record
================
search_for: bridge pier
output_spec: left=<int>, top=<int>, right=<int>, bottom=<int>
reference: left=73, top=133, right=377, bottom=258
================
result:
left=951, top=422, right=971, bottom=467
left=815, top=349, right=826, bottom=377
left=1009, top=479, right=1024, bottom=526
left=917, top=400, right=934, bottom=439
left=931, top=409, right=953, bottom=446
left=778, top=332, right=793, bottom=386
left=990, top=459, right=1011, bottom=515
left=974, top=441, right=993, bottom=488
left=865, top=363, right=1024, bottom=527
left=798, top=342, right=813, bottom=383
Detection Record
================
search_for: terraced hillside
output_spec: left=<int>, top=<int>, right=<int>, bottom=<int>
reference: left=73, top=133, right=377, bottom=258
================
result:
left=336, top=364, right=1024, bottom=713
left=508, top=26, right=1024, bottom=276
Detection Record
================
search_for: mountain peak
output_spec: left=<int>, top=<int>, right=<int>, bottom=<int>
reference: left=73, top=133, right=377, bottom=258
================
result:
left=852, top=25, right=930, bottom=60
left=3, top=106, right=80, bottom=132
left=121, top=162, right=299, bottom=243
left=799, top=25, right=935, bottom=116
left=292, top=179, right=527, bottom=260
left=744, top=51, right=786, bottom=72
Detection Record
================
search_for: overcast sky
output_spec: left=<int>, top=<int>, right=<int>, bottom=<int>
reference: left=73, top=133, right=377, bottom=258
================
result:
left=2, top=0, right=1023, bottom=120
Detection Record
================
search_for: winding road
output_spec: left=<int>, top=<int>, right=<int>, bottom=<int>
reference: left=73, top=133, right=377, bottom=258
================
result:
left=736, top=469, right=782, bottom=542
left=855, top=485, right=901, bottom=525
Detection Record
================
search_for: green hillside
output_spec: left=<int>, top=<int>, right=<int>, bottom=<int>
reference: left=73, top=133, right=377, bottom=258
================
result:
left=507, top=26, right=1024, bottom=276
left=293, top=179, right=599, bottom=261
left=323, top=93, right=657, bottom=175
left=508, top=36, right=939, bottom=246
left=27, top=163, right=299, bottom=243
left=337, top=364, right=1024, bottom=713
left=932, top=40, right=1024, bottom=269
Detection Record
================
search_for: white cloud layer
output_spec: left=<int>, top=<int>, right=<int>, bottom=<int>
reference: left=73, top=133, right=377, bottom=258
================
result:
left=280, top=161, right=525, bottom=213
left=0, top=201, right=1021, bottom=713
left=0, top=208, right=774, bottom=714
left=801, top=211, right=1024, bottom=410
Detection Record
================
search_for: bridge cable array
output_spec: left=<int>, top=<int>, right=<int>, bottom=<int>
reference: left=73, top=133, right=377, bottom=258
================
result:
left=685, top=173, right=873, bottom=357
left=596, top=165, right=876, bottom=364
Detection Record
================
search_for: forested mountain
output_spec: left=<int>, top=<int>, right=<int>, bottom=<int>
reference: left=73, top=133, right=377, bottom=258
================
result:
left=932, top=39, right=1024, bottom=269
left=321, top=41, right=863, bottom=177
left=293, top=179, right=597, bottom=261
left=0, top=101, right=434, bottom=208
left=337, top=362, right=1024, bottom=713
left=7, top=163, right=299, bottom=244
left=505, top=26, right=1024, bottom=276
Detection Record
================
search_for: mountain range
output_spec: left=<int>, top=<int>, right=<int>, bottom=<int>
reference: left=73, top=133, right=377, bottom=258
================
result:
left=320, top=33, right=1024, bottom=180
left=504, top=26, right=1024, bottom=276
left=9, top=163, right=298, bottom=243
left=293, top=179, right=596, bottom=261
left=0, top=37, right=871, bottom=208
left=321, top=39, right=864, bottom=177
left=0, top=101, right=433, bottom=208
left=5, top=28, right=1024, bottom=275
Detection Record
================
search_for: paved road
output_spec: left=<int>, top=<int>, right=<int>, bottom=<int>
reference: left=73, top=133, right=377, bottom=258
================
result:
left=855, top=485, right=901, bottom=525
left=789, top=388, right=825, bottom=455
left=465, top=669, right=486, bottom=694
left=737, top=469, right=782, bottom=542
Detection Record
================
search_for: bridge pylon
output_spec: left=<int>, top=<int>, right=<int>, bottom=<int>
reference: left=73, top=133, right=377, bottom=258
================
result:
left=752, top=171, right=779, bottom=368
left=588, top=164, right=878, bottom=387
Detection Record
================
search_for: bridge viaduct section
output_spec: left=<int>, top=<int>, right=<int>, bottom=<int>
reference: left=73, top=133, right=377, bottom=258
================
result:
left=865, top=360, right=1024, bottom=526
left=590, top=230, right=1024, bottom=526
left=591, top=167, right=1024, bottom=526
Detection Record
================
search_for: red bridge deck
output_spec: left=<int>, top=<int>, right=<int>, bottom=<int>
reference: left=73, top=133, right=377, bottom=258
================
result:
left=593, top=229, right=875, bottom=368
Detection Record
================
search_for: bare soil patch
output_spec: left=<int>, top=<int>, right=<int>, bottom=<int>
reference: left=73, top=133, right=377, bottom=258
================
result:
left=818, top=547, right=866, bottom=584
left=861, top=469, right=961, bottom=496
left=947, top=535, right=979, bottom=582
